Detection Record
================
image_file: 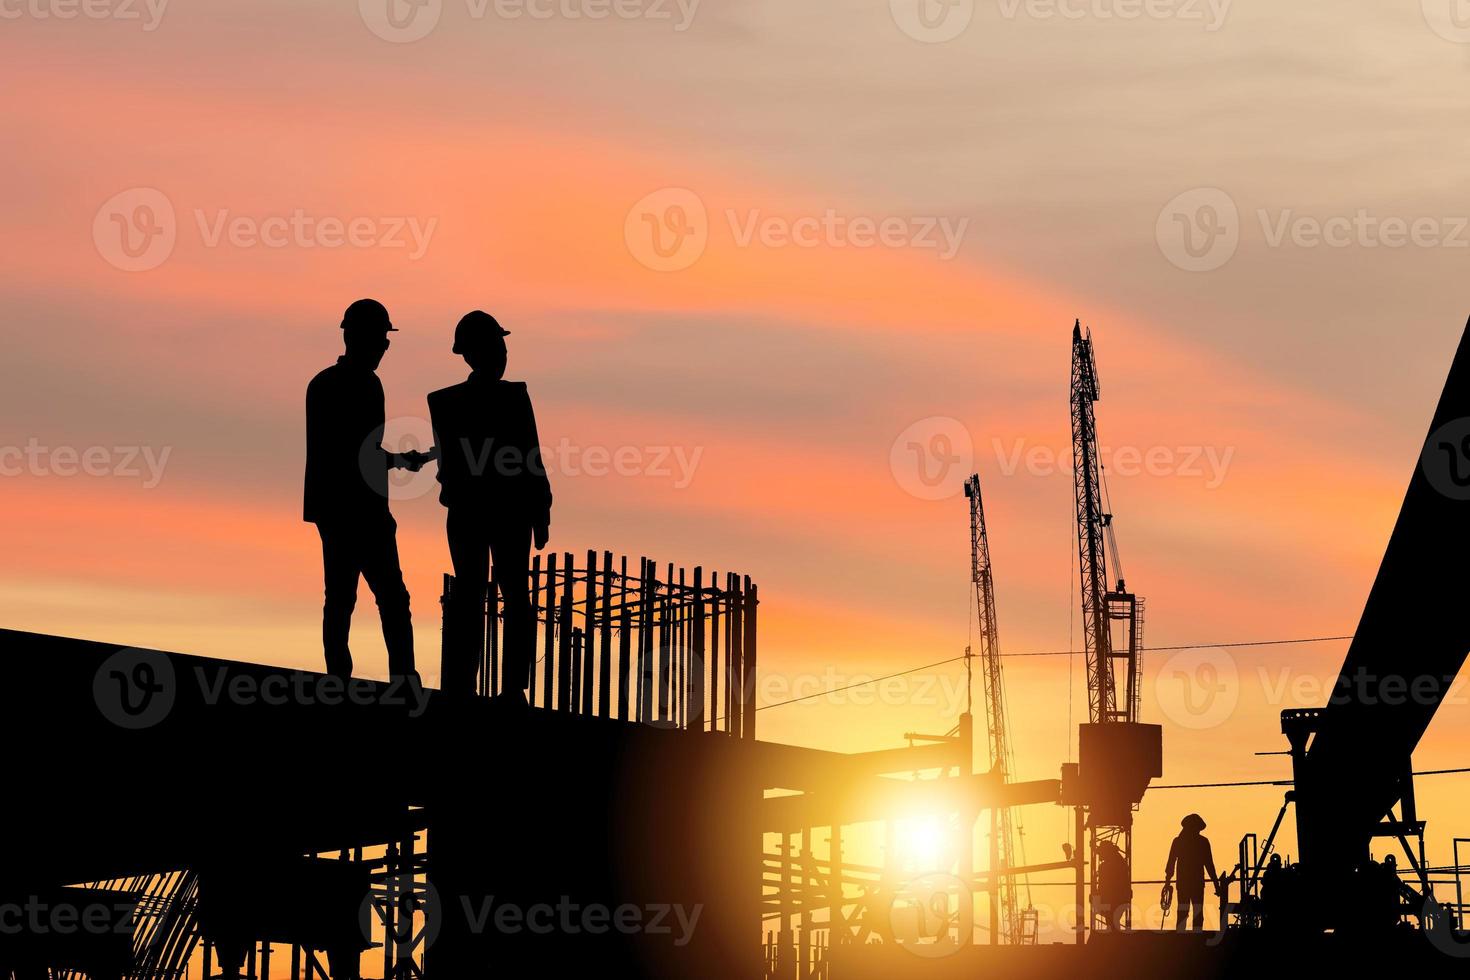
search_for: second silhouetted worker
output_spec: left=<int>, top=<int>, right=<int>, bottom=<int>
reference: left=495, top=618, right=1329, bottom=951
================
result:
left=429, top=311, right=552, bottom=700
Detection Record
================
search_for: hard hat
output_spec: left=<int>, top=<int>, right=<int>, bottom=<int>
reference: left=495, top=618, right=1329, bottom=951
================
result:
left=341, top=298, right=397, bottom=332
left=453, top=310, right=510, bottom=353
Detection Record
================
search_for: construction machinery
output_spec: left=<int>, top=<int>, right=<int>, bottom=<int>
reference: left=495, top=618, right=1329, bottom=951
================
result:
left=963, top=473, right=1034, bottom=944
left=1064, top=320, right=1162, bottom=934
left=1221, top=320, right=1470, bottom=941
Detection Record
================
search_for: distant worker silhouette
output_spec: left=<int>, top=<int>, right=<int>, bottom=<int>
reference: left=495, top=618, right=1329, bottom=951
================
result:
left=1164, top=812, right=1218, bottom=932
left=1095, top=839, right=1132, bottom=931
left=428, top=311, right=552, bottom=701
left=304, top=299, right=428, bottom=682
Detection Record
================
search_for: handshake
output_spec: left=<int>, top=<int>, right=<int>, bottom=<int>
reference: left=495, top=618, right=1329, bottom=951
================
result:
left=392, top=448, right=438, bottom=473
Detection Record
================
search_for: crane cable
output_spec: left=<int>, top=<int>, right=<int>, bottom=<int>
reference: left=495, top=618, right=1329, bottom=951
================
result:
left=749, top=634, right=1355, bottom=713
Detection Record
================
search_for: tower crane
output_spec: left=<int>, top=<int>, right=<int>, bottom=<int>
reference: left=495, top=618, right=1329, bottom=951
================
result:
left=964, top=472, right=1033, bottom=944
left=1066, top=320, right=1161, bottom=935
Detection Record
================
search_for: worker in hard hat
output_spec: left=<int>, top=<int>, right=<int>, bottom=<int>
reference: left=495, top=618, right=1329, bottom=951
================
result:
left=304, top=299, right=427, bottom=683
left=1095, top=840, right=1132, bottom=931
left=429, top=310, right=552, bottom=701
left=1164, top=813, right=1218, bottom=931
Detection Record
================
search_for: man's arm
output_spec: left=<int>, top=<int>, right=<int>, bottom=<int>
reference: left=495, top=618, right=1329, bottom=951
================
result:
left=521, top=387, right=552, bottom=549
left=1164, top=839, right=1178, bottom=883
left=1204, top=840, right=1218, bottom=887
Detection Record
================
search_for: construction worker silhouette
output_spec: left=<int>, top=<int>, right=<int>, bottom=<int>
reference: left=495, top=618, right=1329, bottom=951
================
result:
left=304, top=299, right=427, bottom=682
left=1095, top=840, right=1132, bottom=931
left=429, top=311, right=552, bottom=700
left=1164, top=813, right=1218, bottom=932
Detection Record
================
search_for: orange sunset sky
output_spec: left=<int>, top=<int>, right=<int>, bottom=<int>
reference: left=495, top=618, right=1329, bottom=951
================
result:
left=4, top=0, right=1470, bottom=939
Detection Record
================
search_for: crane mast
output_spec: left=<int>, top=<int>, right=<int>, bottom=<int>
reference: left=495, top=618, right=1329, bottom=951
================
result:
left=1070, top=320, right=1143, bottom=725
left=1068, top=320, right=1155, bottom=935
left=1070, top=321, right=1116, bottom=724
left=965, top=473, right=1029, bottom=944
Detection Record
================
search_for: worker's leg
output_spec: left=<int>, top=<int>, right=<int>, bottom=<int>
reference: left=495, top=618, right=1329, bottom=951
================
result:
left=444, top=509, right=490, bottom=695
left=1192, top=897, right=1206, bottom=931
left=359, top=513, right=416, bottom=678
left=489, top=521, right=534, bottom=694
left=1174, top=896, right=1191, bottom=931
left=317, top=521, right=360, bottom=678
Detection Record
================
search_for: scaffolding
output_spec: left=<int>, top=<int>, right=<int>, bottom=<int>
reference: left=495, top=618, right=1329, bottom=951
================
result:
left=443, top=551, right=759, bottom=735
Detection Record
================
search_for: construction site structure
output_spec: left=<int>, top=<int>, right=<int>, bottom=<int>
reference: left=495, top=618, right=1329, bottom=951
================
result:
left=1065, top=320, right=1162, bottom=936
left=963, top=473, right=1033, bottom=945
left=7, top=319, right=1470, bottom=978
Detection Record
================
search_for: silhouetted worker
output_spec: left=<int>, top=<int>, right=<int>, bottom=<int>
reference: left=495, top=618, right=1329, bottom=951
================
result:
left=1260, top=852, right=1284, bottom=929
left=1095, top=840, right=1132, bottom=931
left=428, top=310, right=552, bottom=700
left=305, top=299, right=427, bottom=681
left=1164, top=813, right=1218, bottom=932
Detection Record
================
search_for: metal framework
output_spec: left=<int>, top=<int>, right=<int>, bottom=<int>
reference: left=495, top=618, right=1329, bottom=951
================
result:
left=1070, top=320, right=1147, bottom=934
left=445, top=552, right=759, bottom=736
left=964, top=473, right=1029, bottom=944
